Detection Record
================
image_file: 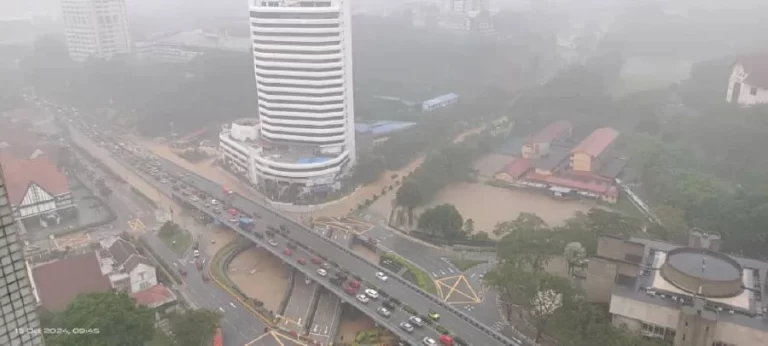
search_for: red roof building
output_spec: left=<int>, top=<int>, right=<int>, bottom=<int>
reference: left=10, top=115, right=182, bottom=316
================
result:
left=497, top=158, right=532, bottom=181
left=130, top=283, right=177, bottom=309
left=0, top=151, right=73, bottom=220
left=31, top=252, right=113, bottom=312
left=571, top=128, right=619, bottom=172
left=522, top=121, right=572, bottom=159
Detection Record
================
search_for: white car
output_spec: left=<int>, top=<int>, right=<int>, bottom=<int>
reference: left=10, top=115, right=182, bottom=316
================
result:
left=409, top=316, right=424, bottom=327
left=193, top=250, right=200, bottom=257
left=268, top=239, right=278, bottom=247
left=211, top=199, right=219, bottom=205
left=356, top=294, right=369, bottom=304
left=364, top=289, right=379, bottom=299
left=317, top=269, right=328, bottom=277
left=399, top=322, right=414, bottom=333
left=191, top=196, right=200, bottom=202
left=375, top=272, right=388, bottom=281
left=229, top=217, right=238, bottom=223
left=377, top=307, right=391, bottom=317
left=422, top=337, right=436, bottom=346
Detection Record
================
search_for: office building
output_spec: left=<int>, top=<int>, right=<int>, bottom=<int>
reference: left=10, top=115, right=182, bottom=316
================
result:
left=585, top=233, right=768, bottom=346
left=225, top=0, right=355, bottom=197
left=0, top=163, right=45, bottom=346
left=60, top=0, right=131, bottom=61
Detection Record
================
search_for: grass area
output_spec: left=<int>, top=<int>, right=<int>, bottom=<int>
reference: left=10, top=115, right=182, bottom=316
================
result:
left=158, top=226, right=193, bottom=256
left=381, top=253, right=437, bottom=296
left=448, top=258, right=487, bottom=271
left=146, top=329, right=174, bottom=346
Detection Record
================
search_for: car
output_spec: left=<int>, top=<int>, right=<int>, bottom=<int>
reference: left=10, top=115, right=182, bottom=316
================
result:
left=376, top=272, right=388, bottom=281
left=191, top=196, right=200, bottom=202
left=428, top=310, right=440, bottom=321
left=283, top=249, right=293, bottom=256
left=321, top=261, right=331, bottom=269
left=310, top=257, right=322, bottom=265
left=179, top=268, right=187, bottom=276
left=211, top=199, right=219, bottom=205
left=202, top=273, right=210, bottom=282
left=229, top=217, right=238, bottom=223
left=408, top=316, right=424, bottom=327
left=382, top=300, right=396, bottom=310
left=316, top=269, right=328, bottom=277
left=193, top=250, right=200, bottom=258
left=356, top=294, right=370, bottom=304
left=297, top=258, right=306, bottom=265
left=377, top=307, right=391, bottom=317
left=421, top=337, right=436, bottom=346
left=364, top=289, right=379, bottom=299
left=399, top=322, right=414, bottom=333
left=348, top=280, right=361, bottom=289
left=344, top=286, right=356, bottom=295
left=268, top=239, right=278, bottom=247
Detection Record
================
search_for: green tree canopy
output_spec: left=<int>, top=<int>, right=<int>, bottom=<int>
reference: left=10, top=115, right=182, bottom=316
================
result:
left=417, top=204, right=465, bottom=240
left=168, top=310, right=221, bottom=346
left=45, top=292, right=155, bottom=346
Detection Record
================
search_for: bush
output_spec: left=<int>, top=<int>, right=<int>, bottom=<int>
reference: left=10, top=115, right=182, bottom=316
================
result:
left=402, top=305, right=417, bottom=315
left=435, top=325, right=449, bottom=335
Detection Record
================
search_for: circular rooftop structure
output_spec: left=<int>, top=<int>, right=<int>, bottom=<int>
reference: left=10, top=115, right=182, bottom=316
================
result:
left=660, top=247, right=743, bottom=298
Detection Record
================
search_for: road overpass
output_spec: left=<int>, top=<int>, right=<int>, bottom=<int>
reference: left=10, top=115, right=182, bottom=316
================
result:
left=65, top=121, right=522, bottom=346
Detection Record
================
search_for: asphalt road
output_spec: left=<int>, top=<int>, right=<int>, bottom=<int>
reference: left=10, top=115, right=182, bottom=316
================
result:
left=143, top=231, right=268, bottom=346
left=60, top=118, right=271, bottom=346
left=280, top=271, right=318, bottom=332
left=365, top=225, right=460, bottom=279
left=309, top=290, right=341, bottom=344
left=61, top=107, right=522, bottom=346
left=150, top=160, right=519, bottom=346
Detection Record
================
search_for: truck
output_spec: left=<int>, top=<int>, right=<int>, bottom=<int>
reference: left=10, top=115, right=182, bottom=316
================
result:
left=238, top=218, right=255, bottom=232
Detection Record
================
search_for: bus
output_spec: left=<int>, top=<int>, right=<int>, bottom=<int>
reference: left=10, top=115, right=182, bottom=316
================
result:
left=212, top=328, right=222, bottom=346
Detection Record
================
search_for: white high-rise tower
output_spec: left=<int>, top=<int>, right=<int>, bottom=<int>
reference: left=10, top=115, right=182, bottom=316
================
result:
left=60, top=0, right=131, bottom=61
left=233, top=0, right=355, bottom=191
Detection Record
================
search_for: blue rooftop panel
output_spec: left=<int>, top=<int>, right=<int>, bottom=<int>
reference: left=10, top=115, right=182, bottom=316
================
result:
left=422, top=93, right=459, bottom=107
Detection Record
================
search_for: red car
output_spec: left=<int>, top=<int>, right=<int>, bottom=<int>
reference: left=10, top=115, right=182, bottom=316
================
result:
left=348, top=280, right=361, bottom=289
left=310, top=257, right=322, bottom=265
left=297, top=258, right=307, bottom=265
left=283, top=249, right=293, bottom=256
left=344, top=285, right=357, bottom=296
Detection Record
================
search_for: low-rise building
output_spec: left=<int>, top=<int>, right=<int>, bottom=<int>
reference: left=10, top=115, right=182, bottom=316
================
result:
left=0, top=151, right=73, bottom=224
left=521, top=121, right=572, bottom=159
left=726, top=54, right=768, bottom=106
left=422, top=93, right=460, bottom=112
left=586, top=233, right=768, bottom=346
left=570, top=127, right=619, bottom=173
left=135, top=29, right=250, bottom=63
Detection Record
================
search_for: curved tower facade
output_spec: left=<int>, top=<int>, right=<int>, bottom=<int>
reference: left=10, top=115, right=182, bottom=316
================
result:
left=248, top=0, right=355, bottom=186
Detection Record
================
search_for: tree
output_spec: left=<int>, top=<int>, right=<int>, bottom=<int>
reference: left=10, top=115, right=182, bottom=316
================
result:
left=46, top=292, right=154, bottom=346
left=463, top=218, right=475, bottom=234
left=417, top=204, right=465, bottom=240
left=495, top=213, right=559, bottom=271
left=484, top=264, right=570, bottom=343
left=395, top=181, right=423, bottom=225
left=563, top=242, right=586, bottom=276
left=471, top=231, right=491, bottom=241
left=159, top=221, right=179, bottom=238
left=168, top=310, right=221, bottom=346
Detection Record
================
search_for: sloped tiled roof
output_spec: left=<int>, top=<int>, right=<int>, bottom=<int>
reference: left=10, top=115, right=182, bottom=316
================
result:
left=0, top=151, right=69, bottom=205
left=571, top=127, right=619, bottom=158
left=123, top=254, right=153, bottom=273
left=108, top=239, right=139, bottom=267
left=131, top=283, right=176, bottom=308
left=32, top=252, right=112, bottom=311
left=503, top=158, right=532, bottom=179
left=529, top=121, right=572, bottom=144
left=738, top=54, right=768, bottom=89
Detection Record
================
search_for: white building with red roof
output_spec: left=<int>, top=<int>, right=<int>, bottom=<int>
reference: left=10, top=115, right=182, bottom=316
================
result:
left=0, top=151, right=73, bottom=222
left=727, top=54, right=768, bottom=106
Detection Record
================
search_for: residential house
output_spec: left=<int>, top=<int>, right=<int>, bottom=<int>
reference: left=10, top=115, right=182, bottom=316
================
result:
left=570, top=127, right=619, bottom=172
left=101, top=238, right=158, bottom=293
left=521, top=121, right=572, bottom=159
left=131, top=283, right=180, bottom=319
left=726, top=54, right=768, bottom=106
left=0, top=151, right=73, bottom=223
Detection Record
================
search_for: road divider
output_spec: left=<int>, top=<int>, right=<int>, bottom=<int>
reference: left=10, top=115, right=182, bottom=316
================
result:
left=381, top=252, right=437, bottom=295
